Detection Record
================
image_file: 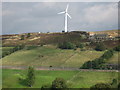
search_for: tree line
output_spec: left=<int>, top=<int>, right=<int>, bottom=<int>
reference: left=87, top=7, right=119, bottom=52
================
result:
left=58, top=42, right=84, bottom=50
left=80, top=45, right=120, bottom=70
left=2, top=45, right=25, bottom=58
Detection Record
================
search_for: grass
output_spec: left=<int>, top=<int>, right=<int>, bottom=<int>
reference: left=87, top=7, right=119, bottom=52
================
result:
left=1, top=47, right=14, bottom=53
left=1, top=47, right=14, bottom=51
left=2, top=69, right=118, bottom=88
left=1, top=47, right=14, bottom=56
left=107, top=52, right=118, bottom=64
left=1, top=46, right=104, bottom=68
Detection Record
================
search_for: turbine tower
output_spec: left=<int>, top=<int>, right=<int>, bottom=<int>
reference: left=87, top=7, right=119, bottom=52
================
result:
left=58, top=4, right=71, bottom=32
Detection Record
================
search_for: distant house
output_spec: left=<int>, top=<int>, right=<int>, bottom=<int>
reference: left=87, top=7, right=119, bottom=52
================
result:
left=89, top=33, right=116, bottom=41
left=94, top=34, right=109, bottom=40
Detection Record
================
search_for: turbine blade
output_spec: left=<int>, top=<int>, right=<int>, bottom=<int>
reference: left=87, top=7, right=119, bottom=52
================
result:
left=67, top=13, right=71, bottom=19
left=66, top=4, right=69, bottom=12
left=58, top=11, right=65, bottom=14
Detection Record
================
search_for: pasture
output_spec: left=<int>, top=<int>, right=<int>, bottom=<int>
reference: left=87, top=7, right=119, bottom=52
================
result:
left=1, top=47, right=14, bottom=53
left=1, top=45, right=104, bottom=68
left=2, top=69, right=118, bottom=88
left=107, top=52, right=118, bottom=64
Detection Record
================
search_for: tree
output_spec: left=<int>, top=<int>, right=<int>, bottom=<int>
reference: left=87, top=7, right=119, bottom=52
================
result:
left=90, top=83, right=111, bottom=90
left=52, top=78, right=67, bottom=89
left=80, top=61, right=92, bottom=69
left=76, top=43, right=84, bottom=48
left=80, top=49, right=114, bottom=69
left=27, top=33, right=31, bottom=38
left=101, top=50, right=113, bottom=59
left=118, top=83, right=120, bottom=89
left=26, top=66, right=35, bottom=87
left=41, top=84, right=51, bottom=90
left=95, top=43, right=106, bottom=51
left=111, top=79, right=118, bottom=88
left=114, top=45, right=120, bottom=51
left=21, top=35, right=25, bottom=40
left=58, top=42, right=75, bottom=49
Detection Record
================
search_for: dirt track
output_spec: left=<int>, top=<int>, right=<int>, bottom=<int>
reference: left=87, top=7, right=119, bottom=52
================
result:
left=0, top=65, right=119, bottom=72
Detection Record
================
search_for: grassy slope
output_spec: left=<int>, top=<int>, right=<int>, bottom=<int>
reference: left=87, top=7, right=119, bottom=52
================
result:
left=1, top=46, right=104, bottom=68
left=107, top=52, right=118, bottom=64
left=1, top=47, right=14, bottom=53
left=2, top=69, right=118, bottom=88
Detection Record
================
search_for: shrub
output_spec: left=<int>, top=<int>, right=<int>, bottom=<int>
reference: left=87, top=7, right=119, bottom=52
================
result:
left=111, top=79, right=118, bottom=88
left=101, top=50, right=113, bottom=59
left=95, top=43, right=106, bottom=51
left=80, top=61, right=92, bottom=69
left=52, top=78, right=67, bottom=89
left=18, top=74, right=28, bottom=86
left=90, top=83, right=111, bottom=90
left=114, top=45, right=120, bottom=51
left=58, top=42, right=75, bottom=49
left=27, top=33, right=31, bottom=38
left=41, top=84, right=51, bottom=90
left=76, top=43, right=84, bottom=48
left=21, top=35, right=25, bottom=40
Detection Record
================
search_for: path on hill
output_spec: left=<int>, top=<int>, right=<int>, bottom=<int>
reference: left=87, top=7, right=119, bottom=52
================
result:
left=60, top=51, right=77, bottom=67
left=0, top=65, right=119, bottom=72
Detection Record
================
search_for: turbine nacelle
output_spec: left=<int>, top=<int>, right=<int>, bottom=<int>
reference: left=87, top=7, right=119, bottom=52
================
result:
left=58, top=12, right=71, bottom=19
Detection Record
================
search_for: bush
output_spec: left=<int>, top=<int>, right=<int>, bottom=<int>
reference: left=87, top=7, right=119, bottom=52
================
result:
left=90, top=83, right=111, bottom=90
left=101, top=50, right=113, bottom=59
left=80, top=61, right=92, bottom=69
left=114, top=45, right=120, bottom=51
left=52, top=78, right=67, bottom=89
left=58, top=42, right=75, bottom=49
left=21, top=35, right=25, bottom=40
left=41, top=84, right=51, bottom=90
left=95, top=43, right=106, bottom=51
left=27, top=33, right=31, bottom=38
left=76, top=43, right=84, bottom=48
left=111, top=79, right=118, bottom=88
left=19, top=74, right=28, bottom=86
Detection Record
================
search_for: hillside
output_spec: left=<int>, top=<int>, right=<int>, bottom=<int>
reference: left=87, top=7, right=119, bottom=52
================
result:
left=1, top=45, right=104, bottom=68
left=2, top=31, right=89, bottom=46
left=89, top=30, right=119, bottom=37
left=2, top=30, right=119, bottom=49
left=1, top=45, right=118, bottom=68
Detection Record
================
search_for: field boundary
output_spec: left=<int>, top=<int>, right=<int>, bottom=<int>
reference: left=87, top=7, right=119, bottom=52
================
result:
left=1, top=65, right=119, bottom=72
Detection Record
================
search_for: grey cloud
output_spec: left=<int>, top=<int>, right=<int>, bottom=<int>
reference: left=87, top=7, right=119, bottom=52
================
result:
left=2, top=2, right=118, bottom=34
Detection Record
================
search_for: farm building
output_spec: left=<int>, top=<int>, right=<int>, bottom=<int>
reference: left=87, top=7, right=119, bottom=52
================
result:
left=89, top=33, right=117, bottom=41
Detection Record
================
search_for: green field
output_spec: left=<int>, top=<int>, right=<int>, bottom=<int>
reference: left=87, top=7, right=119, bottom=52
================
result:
left=1, top=47, right=14, bottom=52
left=1, top=45, right=118, bottom=68
left=1, top=47, right=14, bottom=56
left=107, top=52, right=118, bottom=64
left=1, top=45, right=104, bottom=68
left=2, top=69, right=118, bottom=88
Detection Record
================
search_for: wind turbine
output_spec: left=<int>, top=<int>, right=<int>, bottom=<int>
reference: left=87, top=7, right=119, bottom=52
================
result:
left=58, top=4, right=71, bottom=32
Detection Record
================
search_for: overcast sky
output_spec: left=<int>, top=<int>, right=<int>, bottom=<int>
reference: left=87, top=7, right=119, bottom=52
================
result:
left=2, top=2, right=118, bottom=34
